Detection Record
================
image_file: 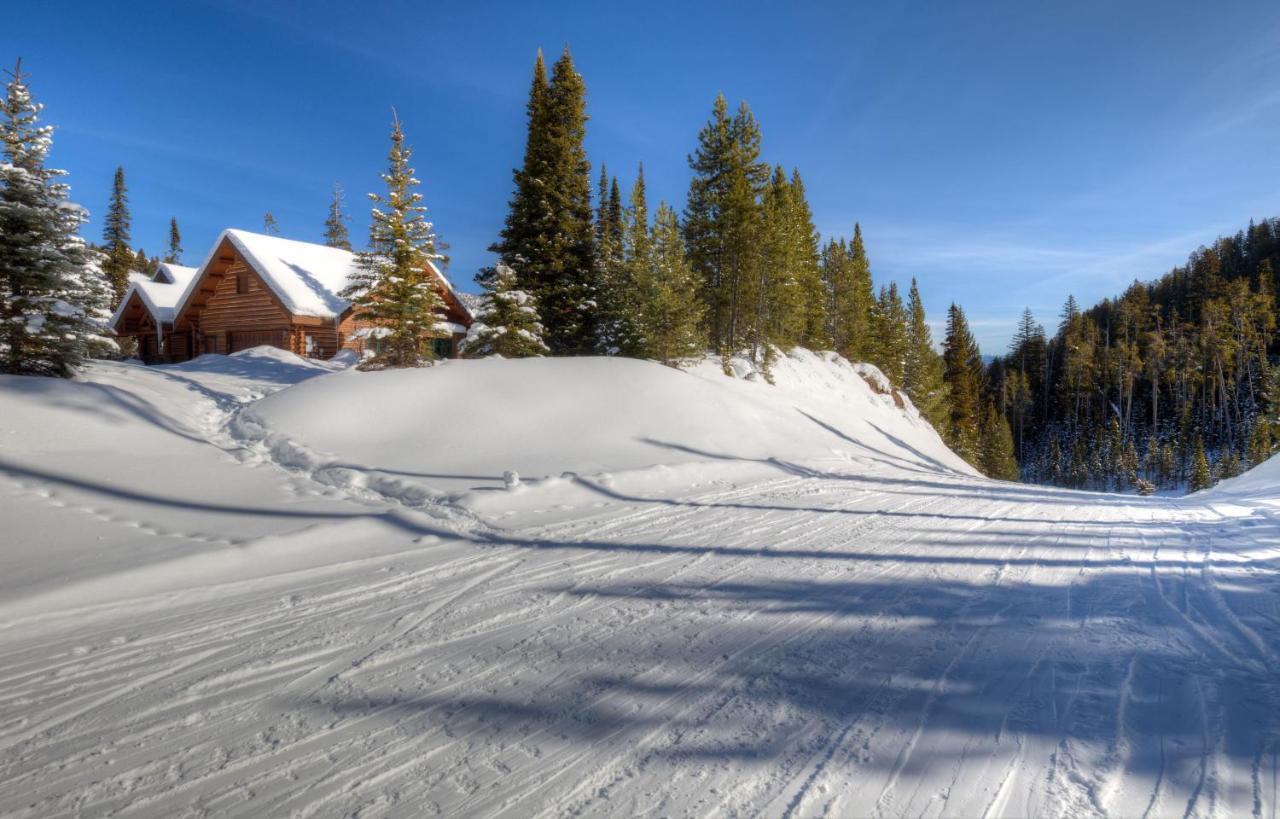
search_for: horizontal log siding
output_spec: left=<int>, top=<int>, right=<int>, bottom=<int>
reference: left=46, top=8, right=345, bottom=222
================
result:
left=199, top=262, right=290, bottom=337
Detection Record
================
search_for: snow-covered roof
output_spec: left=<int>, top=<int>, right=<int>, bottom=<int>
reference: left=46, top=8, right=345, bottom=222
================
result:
left=110, top=264, right=200, bottom=328
left=457, top=291, right=485, bottom=317
left=176, top=229, right=465, bottom=322
left=153, top=262, right=197, bottom=285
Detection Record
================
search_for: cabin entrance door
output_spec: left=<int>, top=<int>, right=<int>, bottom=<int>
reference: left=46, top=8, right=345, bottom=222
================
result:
left=227, top=329, right=288, bottom=353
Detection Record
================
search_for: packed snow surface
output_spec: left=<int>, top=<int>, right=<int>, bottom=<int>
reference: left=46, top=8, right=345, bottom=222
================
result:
left=1, top=347, right=1278, bottom=818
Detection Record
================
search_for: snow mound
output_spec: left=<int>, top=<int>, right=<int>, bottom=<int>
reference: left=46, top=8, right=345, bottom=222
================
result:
left=1198, top=454, right=1280, bottom=505
left=238, top=351, right=973, bottom=511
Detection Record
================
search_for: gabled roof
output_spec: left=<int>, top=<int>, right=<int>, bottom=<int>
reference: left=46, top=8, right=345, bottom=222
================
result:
left=110, top=264, right=199, bottom=328
left=175, top=228, right=470, bottom=323
left=152, top=262, right=197, bottom=285
left=457, top=291, right=485, bottom=316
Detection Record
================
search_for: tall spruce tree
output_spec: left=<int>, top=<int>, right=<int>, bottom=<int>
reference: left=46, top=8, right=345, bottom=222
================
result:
left=870, top=282, right=909, bottom=384
left=903, top=278, right=948, bottom=427
left=1188, top=438, right=1212, bottom=492
left=979, top=401, right=1020, bottom=480
left=340, top=114, right=444, bottom=369
left=943, top=303, right=983, bottom=465
left=1, top=60, right=113, bottom=376
left=101, top=165, right=131, bottom=305
left=465, top=262, right=548, bottom=357
left=684, top=94, right=768, bottom=361
left=324, top=182, right=352, bottom=250
left=641, top=202, right=705, bottom=365
left=618, top=164, right=652, bottom=355
left=594, top=169, right=628, bottom=353
left=823, top=223, right=875, bottom=363
left=493, top=47, right=595, bottom=354
left=165, top=217, right=182, bottom=264
left=788, top=169, right=829, bottom=350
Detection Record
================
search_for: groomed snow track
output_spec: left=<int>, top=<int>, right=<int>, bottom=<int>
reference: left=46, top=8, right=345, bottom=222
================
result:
left=1, top=351, right=1278, bottom=818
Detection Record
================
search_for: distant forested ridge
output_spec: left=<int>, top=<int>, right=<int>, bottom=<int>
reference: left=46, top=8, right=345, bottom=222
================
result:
left=988, top=218, right=1280, bottom=492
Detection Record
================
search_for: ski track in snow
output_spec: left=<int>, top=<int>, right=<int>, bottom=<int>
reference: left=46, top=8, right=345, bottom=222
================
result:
left=1, top=357, right=1279, bottom=818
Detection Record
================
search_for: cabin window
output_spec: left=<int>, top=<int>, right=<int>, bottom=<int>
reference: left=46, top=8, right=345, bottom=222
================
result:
left=432, top=338, right=453, bottom=359
left=236, top=272, right=248, bottom=294
left=304, top=334, right=316, bottom=356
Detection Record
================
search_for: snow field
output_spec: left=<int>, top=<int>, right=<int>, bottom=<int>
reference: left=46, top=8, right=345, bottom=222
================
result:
left=0, top=347, right=1277, bottom=817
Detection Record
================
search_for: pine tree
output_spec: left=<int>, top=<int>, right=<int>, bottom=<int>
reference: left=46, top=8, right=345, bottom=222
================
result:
left=464, top=262, right=548, bottom=357
left=640, top=202, right=705, bottom=365
left=903, top=278, right=948, bottom=428
left=263, top=211, right=280, bottom=236
left=1247, top=417, right=1272, bottom=467
left=101, top=165, right=131, bottom=306
left=0, top=60, right=113, bottom=376
left=684, top=94, right=768, bottom=360
left=1188, top=438, right=1212, bottom=492
left=942, top=303, right=983, bottom=465
left=618, top=164, right=652, bottom=355
left=788, top=169, right=828, bottom=350
left=324, top=182, right=352, bottom=250
left=493, top=47, right=595, bottom=354
left=870, top=282, right=908, bottom=384
left=594, top=169, right=629, bottom=353
left=979, top=402, right=1020, bottom=480
left=165, top=216, right=182, bottom=264
left=340, top=113, right=444, bottom=369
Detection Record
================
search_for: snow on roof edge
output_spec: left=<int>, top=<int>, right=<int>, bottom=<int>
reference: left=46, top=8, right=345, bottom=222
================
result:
left=172, top=228, right=471, bottom=324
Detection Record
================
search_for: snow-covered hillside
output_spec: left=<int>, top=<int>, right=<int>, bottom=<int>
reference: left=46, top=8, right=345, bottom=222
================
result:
left=1, top=349, right=1277, bottom=817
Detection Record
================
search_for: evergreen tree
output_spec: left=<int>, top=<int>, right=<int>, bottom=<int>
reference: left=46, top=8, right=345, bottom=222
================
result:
left=0, top=60, right=113, bottom=376
left=340, top=114, right=444, bottom=369
left=165, top=216, right=182, bottom=264
left=979, top=402, right=1020, bottom=480
left=263, top=211, right=280, bottom=236
left=789, top=169, right=828, bottom=350
left=903, top=278, right=948, bottom=428
left=618, top=164, right=652, bottom=355
left=323, top=182, right=352, bottom=250
left=684, top=94, right=768, bottom=360
left=133, top=248, right=155, bottom=277
left=101, top=165, right=131, bottom=305
left=870, top=282, right=909, bottom=384
left=640, top=202, right=705, bottom=365
left=942, top=303, right=983, bottom=465
left=1188, top=438, right=1212, bottom=492
left=1246, top=419, right=1271, bottom=468
left=493, top=47, right=595, bottom=354
left=593, top=169, right=628, bottom=353
left=465, top=262, right=548, bottom=357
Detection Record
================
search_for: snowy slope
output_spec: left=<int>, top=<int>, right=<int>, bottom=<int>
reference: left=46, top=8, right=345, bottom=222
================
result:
left=1, top=349, right=1278, bottom=818
left=231, top=351, right=971, bottom=516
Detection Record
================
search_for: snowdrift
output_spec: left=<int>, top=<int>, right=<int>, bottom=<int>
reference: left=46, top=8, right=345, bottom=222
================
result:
left=236, top=349, right=974, bottom=516
left=1195, top=452, right=1280, bottom=506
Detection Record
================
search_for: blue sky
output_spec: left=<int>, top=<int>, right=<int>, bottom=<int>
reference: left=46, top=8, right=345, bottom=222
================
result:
left=11, top=0, right=1280, bottom=353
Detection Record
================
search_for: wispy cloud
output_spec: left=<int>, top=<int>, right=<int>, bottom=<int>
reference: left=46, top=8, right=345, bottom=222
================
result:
left=869, top=221, right=1228, bottom=292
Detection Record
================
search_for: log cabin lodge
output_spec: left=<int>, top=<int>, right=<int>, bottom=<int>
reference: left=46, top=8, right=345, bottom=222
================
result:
left=110, top=229, right=474, bottom=363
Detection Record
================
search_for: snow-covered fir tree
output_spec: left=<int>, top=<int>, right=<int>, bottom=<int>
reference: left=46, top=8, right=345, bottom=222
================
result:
left=0, top=60, right=113, bottom=376
left=464, top=262, right=548, bottom=358
left=340, top=113, right=444, bottom=369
